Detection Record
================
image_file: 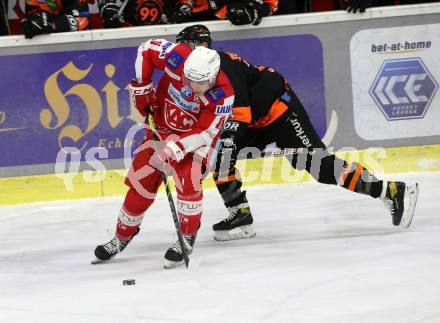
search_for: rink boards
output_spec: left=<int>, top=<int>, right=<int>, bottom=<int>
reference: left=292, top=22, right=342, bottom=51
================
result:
left=1, top=4, right=440, bottom=205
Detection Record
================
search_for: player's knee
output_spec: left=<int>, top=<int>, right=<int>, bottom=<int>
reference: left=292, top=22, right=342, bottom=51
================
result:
left=123, top=187, right=156, bottom=215
left=174, top=159, right=203, bottom=195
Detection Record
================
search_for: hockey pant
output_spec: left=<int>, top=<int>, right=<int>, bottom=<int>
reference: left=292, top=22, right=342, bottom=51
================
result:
left=214, top=89, right=383, bottom=208
left=116, top=140, right=204, bottom=240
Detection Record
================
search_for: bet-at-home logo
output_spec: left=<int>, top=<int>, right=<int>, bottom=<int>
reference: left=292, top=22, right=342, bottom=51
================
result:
left=369, top=58, right=438, bottom=121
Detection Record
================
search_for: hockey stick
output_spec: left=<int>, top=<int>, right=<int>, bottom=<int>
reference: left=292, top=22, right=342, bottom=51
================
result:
left=118, top=0, right=130, bottom=17
left=147, top=115, right=190, bottom=268
left=321, top=110, right=338, bottom=147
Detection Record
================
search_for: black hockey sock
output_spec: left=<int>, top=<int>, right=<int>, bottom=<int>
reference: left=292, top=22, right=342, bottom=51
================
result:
left=214, top=168, right=245, bottom=207
left=301, top=154, right=383, bottom=198
left=337, top=161, right=383, bottom=198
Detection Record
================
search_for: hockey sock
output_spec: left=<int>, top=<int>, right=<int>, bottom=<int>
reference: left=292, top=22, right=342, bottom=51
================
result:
left=176, top=194, right=203, bottom=236
left=116, top=187, right=155, bottom=240
left=214, top=168, right=244, bottom=207
left=337, top=161, right=383, bottom=198
left=303, top=153, right=383, bottom=198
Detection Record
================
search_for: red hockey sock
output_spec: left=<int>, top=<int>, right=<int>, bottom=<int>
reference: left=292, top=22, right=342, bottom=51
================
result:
left=177, top=194, right=203, bottom=236
left=116, top=188, right=155, bottom=240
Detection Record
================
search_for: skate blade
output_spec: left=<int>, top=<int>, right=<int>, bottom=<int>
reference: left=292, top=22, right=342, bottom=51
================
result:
left=164, top=257, right=201, bottom=270
left=401, top=183, right=419, bottom=228
left=213, top=225, right=256, bottom=241
left=91, top=257, right=108, bottom=265
left=164, top=259, right=184, bottom=269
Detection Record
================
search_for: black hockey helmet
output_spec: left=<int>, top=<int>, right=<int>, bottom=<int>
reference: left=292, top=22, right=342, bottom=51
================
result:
left=176, top=24, right=212, bottom=49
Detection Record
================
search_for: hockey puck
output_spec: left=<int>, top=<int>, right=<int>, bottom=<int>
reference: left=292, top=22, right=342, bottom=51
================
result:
left=122, top=279, right=136, bottom=286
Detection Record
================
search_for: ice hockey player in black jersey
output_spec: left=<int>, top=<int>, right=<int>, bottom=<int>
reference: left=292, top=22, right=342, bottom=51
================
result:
left=176, top=24, right=419, bottom=241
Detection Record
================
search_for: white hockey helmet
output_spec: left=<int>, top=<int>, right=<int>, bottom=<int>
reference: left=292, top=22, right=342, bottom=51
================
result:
left=183, top=46, right=221, bottom=86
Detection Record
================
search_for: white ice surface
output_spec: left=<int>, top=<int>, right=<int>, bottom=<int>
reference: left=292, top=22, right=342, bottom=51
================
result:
left=0, top=172, right=439, bottom=323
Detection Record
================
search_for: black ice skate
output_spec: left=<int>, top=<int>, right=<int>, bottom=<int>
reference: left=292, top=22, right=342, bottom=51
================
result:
left=212, top=197, right=256, bottom=241
left=91, top=228, right=140, bottom=264
left=164, top=234, right=197, bottom=269
left=380, top=181, right=419, bottom=228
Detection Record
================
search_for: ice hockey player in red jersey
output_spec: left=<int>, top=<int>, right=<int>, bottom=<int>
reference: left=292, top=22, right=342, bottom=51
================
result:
left=176, top=24, right=419, bottom=241
left=93, top=40, right=234, bottom=268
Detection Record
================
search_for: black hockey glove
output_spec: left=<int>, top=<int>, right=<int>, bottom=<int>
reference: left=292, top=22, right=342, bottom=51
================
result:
left=163, top=3, right=192, bottom=24
left=20, top=10, right=54, bottom=39
left=346, top=0, right=372, bottom=13
left=214, top=120, right=248, bottom=175
left=227, top=0, right=266, bottom=26
left=98, top=0, right=122, bottom=28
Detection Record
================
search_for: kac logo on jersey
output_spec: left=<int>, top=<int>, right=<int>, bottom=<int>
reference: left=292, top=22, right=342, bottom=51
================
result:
left=166, top=52, right=183, bottom=70
left=215, top=104, right=232, bottom=115
left=369, top=58, right=438, bottom=120
left=181, top=86, right=193, bottom=98
left=164, top=99, right=198, bottom=132
left=207, top=87, right=225, bottom=103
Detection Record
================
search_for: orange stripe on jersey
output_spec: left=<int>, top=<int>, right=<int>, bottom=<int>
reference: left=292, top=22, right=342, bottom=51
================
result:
left=25, top=0, right=41, bottom=6
left=348, top=163, right=363, bottom=191
left=26, top=0, right=63, bottom=14
left=338, top=162, right=352, bottom=186
left=192, top=0, right=210, bottom=13
left=230, top=106, right=252, bottom=124
left=265, top=0, right=279, bottom=13
left=250, top=99, right=288, bottom=128
left=215, top=5, right=227, bottom=19
left=176, top=0, right=192, bottom=6
left=214, top=173, right=240, bottom=184
left=77, top=17, right=89, bottom=31
left=256, top=66, right=275, bottom=72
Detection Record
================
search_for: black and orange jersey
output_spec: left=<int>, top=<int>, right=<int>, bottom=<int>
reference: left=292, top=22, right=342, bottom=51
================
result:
left=170, top=0, right=278, bottom=20
left=25, top=0, right=90, bottom=15
left=24, top=0, right=90, bottom=32
left=218, top=51, right=287, bottom=127
left=25, top=0, right=64, bottom=14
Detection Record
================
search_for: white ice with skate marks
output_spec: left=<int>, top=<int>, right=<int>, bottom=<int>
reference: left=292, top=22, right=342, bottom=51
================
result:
left=0, top=172, right=438, bottom=323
